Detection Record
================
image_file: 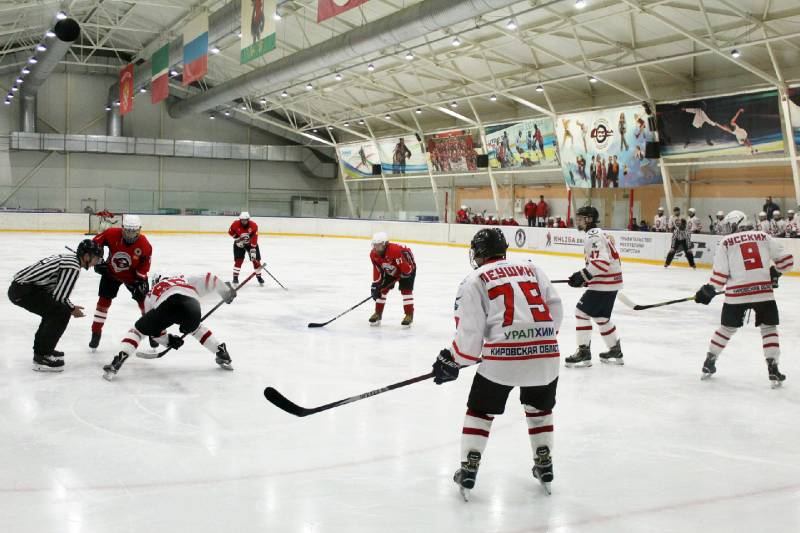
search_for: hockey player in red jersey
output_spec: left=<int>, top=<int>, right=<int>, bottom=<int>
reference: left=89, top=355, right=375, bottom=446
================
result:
left=564, top=205, right=625, bottom=367
left=694, top=210, right=793, bottom=387
left=102, top=272, right=237, bottom=380
left=89, top=214, right=152, bottom=350
left=229, top=212, right=264, bottom=287
left=432, top=228, right=563, bottom=500
left=369, top=232, right=416, bottom=327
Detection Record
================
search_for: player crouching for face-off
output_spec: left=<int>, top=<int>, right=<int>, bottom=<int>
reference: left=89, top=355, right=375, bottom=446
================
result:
left=694, top=210, right=793, bottom=388
left=565, top=205, right=624, bottom=367
left=89, top=214, right=152, bottom=351
left=229, top=211, right=264, bottom=287
left=432, top=228, right=563, bottom=500
left=102, top=273, right=237, bottom=381
left=369, top=232, right=416, bottom=327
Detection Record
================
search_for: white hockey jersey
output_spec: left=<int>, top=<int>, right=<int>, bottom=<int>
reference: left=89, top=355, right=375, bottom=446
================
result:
left=653, top=214, right=667, bottom=232
left=583, top=228, right=623, bottom=291
left=709, top=231, right=793, bottom=304
left=712, top=220, right=726, bottom=235
left=668, top=215, right=681, bottom=231
left=786, top=217, right=799, bottom=238
left=451, top=259, right=562, bottom=387
left=758, top=219, right=775, bottom=235
left=687, top=215, right=702, bottom=234
left=144, top=273, right=227, bottom=312
left=775, top=219, right=787, bottom=237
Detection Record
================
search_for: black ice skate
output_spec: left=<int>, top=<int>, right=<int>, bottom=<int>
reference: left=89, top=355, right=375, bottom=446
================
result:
left=401, top=312, right=413, bottom=328
left=599, top=341, right=624, bottom=365
left=256, top=275, right=265, bottom=286
left=565, top=345, right=592, bottom=368
left=368, top=311, right=382, bottom=326
left=102, top=351, right=129, bottom=381
left=767, top=358, right=785, bottom=389
left=232, top=275, right=239, bottom=287
left=148, top=337, right=159, bottom=349
left=532, top=446, right=553, bottom=495
left=51, top=350, right=64, bottom=362
left=89, top=331, right=101, bottom=351
left=701, top=353, right=717, bottom=380
left=32, top=353, right=64, bottom=372
left=215, top=343, right=233, bottom=371
left=453, top=451, right=481, bottom=502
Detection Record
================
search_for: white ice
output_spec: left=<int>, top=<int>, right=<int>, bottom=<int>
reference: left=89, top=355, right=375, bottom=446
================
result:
left=1, top=231, right=799, bottom=533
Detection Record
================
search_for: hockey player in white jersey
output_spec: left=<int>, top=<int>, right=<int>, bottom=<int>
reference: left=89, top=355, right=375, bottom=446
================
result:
left=565, top=205, right=624, bottom=367
left=686, top=208, right=702, bottom=234
left=653, top=207, right=667, bottom=232
left=712, top=211, right=726, bottom=235
left=694, top=211, right=793, bottom=387
left=756, top=211, right=774, bottom=235
left=786, top=210, right=798, bottom=238
left=432, top=228, right=562, bottom=500
left=773, top=211, right=787, bottom=237
left=102, top=272, right=237, bottom=380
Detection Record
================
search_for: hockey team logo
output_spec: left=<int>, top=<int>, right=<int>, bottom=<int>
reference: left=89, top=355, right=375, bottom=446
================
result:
left=134, top=247, right=142, bottom=257
left=515, top=229, right=526, bottom=248
left=110, top=251, right=132, bottom=272
left=590, top=118, right=614, bottom=151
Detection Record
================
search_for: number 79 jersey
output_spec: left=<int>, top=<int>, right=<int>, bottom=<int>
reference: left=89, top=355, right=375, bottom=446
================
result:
left=709, top=231, right=793, bottom=303
left=451, top=259, right=563, bottom=387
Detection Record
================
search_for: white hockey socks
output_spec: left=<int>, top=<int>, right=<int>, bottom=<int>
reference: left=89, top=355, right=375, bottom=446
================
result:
left=461, top=409, right=494, bottom=462
left=119, top=328, right=144, bottom=357
left=524, top=405, right=554, bottom=454
left=760, top=326, right=780, bottom=362
left=191, top=325, right=220, bottom=354
left=594, top=317, right=619, bottom=348
left=708, top=326, right=737, bottom=356
left=575, top=312, right=592, bottom=346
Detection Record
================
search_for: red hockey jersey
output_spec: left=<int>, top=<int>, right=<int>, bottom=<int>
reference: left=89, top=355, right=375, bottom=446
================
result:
left=93, top=227, right=152, bottom=284
left=229, top=220, right=259, bottom=246
left=371, top=243, right=415, bottom=283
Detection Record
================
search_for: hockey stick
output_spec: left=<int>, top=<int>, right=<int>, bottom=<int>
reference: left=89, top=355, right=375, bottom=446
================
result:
left=261, top=266, right=288, bottom=290
left=136, top=271, right=258, bottom=359
left=630, top=291, right=723, bottom=311
left=264, top=371, right=435, bottom=417
left=308, top=295, right=373, bottom=328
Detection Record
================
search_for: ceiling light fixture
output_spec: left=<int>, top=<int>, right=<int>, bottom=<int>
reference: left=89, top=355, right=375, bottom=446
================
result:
left=450, top=101, right=458, bottom=108
left=415, top=108, right=422, bottom=114
left=404, top=50, right=414, bottom=60
left=367, top=63, right=375, bottom=72
left=536, top=84, right=544, bottom=92
left=575, top=0, right=587, bottom=9
left=36, top=44, right=47, bottom=52
left=281, top=90, right=288, bottom=97
left=358, top=119, right=365, bottom=125
left=344, top=122, right=350, bottom=127
left=335, top=72, right=342, bottom=81
left=451, top=36, right=461, bottom=47
left=105, top=105, right=111, bottom=111
left=16, top=77, right=23, bottom=84
left=45, top=30, right=56, bottom=38
left=273, top=11, right=282, bottom=21
left=22, top=67, right=30, bottom=74
left=384, top=114, right=391, bottom=120
left=210, top=46, right=220, bottom=54
left=56, top=11, right=67, bottom=20
left=11, top=86, right=18, bottom=92
left=209, top=113, right=216, bottom=120
left=224, top=111, right=231, bottom=117
left=730, top=48, right=741, bottom=58
left=305, top=82, right=313, bottom=90
left=28, top=57, right=38, bottom=64
left=589, top=75, right=598, bottom=83
left=259, top=98, right=267, bottom=105
left=506, top=19, right=517, bottom=30
left=489, top=94, right=497, bottom=101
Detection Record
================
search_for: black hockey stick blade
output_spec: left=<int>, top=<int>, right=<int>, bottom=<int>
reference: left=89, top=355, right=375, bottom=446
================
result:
left=308, top=295, right=373, bottom=328
left=263, top=387, right=311, bottom=416
left=551, top=280, right=570, bottom=284
left=632, top=291, right=723, bottom=311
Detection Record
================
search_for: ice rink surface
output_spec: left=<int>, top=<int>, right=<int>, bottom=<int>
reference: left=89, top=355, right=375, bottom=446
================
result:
left=1, top=231, right=799, bottom=533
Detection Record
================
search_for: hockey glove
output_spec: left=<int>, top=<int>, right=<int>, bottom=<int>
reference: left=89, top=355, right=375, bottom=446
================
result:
left=770, top=266, right=782, bottom=288
left=370, top=282, right=383, bottom=301
left=130, top=278, right=149, bottom=301
left=568, top=269, right=592, bottom=288
left=94, top=261, right=109, bottom=275
left=433, top=349, right=460, bottom=384
left=222, top=282, right=237, bottom=304
left=694, top=284, right=717, bottom=305
left=166, top=334, right=184, bottom=350
left=248, top=247, right=258, bottom=261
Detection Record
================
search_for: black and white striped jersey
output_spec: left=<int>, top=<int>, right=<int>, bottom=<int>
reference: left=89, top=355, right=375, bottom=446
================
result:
left=13, top=253, right=81, bottom=307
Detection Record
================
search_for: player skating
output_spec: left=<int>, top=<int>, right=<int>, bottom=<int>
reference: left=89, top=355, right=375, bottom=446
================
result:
left=369, top=232, right=416, bottom=327
left=716, top=108, right=757, bottom=155
left=229, top=212, right=264, bottom=287
left=89, top=215, right=152, bottom=350
left=693, top=211, right=793, bottom=387
left=565, top=206, right=624, bottom=367
left=664, top=219, right=696, bottom=269
left=102, top=272, right=237, bottom=380
left=431, top=228, right=562, bottom=500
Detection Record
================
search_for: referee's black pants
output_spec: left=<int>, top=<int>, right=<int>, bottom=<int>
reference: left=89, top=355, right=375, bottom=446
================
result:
left=664, top=239, right=696, bottom=268
left=8, top=282, right=72, bottom=356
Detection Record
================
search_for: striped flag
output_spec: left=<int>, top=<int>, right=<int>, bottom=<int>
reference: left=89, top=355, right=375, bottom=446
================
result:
left=182, top=13, right=208, bottom=86
left=150, top=44, right=170, bottom=104
left=318, top=0, right=370, bottom=22
left=119, top=64, right=134, bottom=116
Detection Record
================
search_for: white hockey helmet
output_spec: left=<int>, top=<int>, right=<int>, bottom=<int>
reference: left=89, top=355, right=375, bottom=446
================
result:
left=657, top=206, right=664, bottom=212
left=723, top=210, right=751, bottom=233
left=758, top=211, right=767, bottom=219
left=239, top=211, right=251, bottom=221
left=716, top=210, right=724, bottom=217
left=688, top=207, right=696, bottom=215
left=460, top=205, right=467, bottom=210
left=372, top=232, right=389, bottom=245
left=788, top=209, right=796, bottom=217
left=773, top=210, right=782, bottom=218
left=122, top=214, right=141, bottom=244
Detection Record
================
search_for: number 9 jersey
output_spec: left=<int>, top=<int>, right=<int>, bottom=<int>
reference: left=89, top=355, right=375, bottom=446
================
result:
left=450, top=259, right=563, bottom=387
left=709, top=231, right=793, bottom=303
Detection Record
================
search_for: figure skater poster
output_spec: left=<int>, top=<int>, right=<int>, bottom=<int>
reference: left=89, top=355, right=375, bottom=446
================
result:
left=338, top=141, right=380, bottom=179
left=657, top=90, right=784, bottom=158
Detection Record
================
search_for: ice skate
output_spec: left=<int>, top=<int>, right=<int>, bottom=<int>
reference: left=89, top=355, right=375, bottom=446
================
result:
left=256, top=275, right=265, bottom=286
left=232, top=275, right=239, bottom=287
left=532, top=446, right=553, bottom=495
left=368, top=311, right=382, bottom=326
left=51, top=350, right=64, bottom=362
left=565, top=345, right=592, bottom=368
left=453, top=451, right=481, bottom=502
left=32, top=353, right=64, bottom=372
left=599, top=341, right=624, bottom=365
left=89, top=331, right=101, bottom=351
left=102, top=351, right=129, bottom=381
left=701, top=353, right=717, bottom=380
left=215, top=343, right=233, bottom=370
left=401, top=312, right=413, bottom=328
left=148, top=337, right=159, bottom=349
left=767, top=358, right=785, bottom=389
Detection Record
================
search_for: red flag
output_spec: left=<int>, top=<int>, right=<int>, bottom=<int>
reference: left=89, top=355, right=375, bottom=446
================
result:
left=317, top=0, right=370, bottom=22
left=119, top=64, right=134, bottom=116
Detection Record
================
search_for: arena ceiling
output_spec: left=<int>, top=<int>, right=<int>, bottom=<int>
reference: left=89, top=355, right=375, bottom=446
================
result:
left=1, top=0, right=800, bottom=144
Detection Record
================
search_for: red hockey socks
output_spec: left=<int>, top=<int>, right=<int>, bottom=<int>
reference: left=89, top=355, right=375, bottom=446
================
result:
left=401, top=289, right=414, bottom=314
left=233, top=258, right=244, bottom=280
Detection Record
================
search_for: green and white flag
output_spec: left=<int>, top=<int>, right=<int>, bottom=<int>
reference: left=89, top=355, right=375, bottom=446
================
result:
left=241, top=0, right=276, bottom=64
left=150, top=44, right=170, bottom=104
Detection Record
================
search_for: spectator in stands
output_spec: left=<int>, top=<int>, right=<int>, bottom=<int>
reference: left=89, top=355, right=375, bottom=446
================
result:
left=639, top=219, right=650, bottom=232
left=556, top=216, right=567, bottom=228
left=456, top=205, right=469, bottom=224
left=485, top=215, right=499, bottom=226
left=763, top=196, right=779, bottom=220
left=628, top=218, right=638, bottom=231
left=524, top=199, right=536, bottom=227
left=535, top=195, right=549, bottom=227
left=471, top=213, right=485, bottom=225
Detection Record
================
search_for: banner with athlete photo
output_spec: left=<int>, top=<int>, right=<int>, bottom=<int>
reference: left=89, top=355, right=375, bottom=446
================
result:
left=789, top=88, right=800, bottom=149
left=338, top=141, right=380, bottom=179
left=424, top=129, right=482, bottom=173
left=376, top=136, right=428, bottom=175
left=485, top=118, right=558, bottom=169
left=657, top=90, right=784, bottom=159
left=555, top=104, right=661, bottom=189
left=240, top=0, right=276, bottom=64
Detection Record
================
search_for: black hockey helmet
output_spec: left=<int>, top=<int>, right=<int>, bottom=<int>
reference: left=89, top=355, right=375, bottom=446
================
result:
left=470, top=228, right=507, bottom=268
left=76, top=239, right=102, bottom=258
left=575, top=205, right=599, bottom=231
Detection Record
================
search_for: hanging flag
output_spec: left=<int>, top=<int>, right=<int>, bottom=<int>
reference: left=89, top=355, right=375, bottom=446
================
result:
left=150, top=44, right=170, bottom=104
left=182, top=12, right=208, bottom=85
left=317, top=0, right=370, bottom=23
left=119, top=63, right=134, bottom=116
left=241, top=0, right=276, bottom=64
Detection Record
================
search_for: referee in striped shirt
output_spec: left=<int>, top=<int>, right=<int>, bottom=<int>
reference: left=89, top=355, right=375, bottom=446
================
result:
left=8, top=239, right=103, bottom=371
